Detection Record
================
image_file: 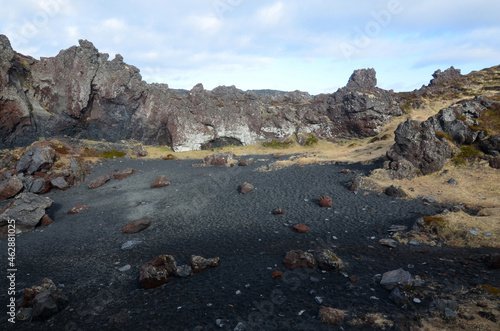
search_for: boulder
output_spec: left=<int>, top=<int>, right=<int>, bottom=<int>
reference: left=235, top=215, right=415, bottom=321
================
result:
left=19, top=278, right=68, bottom=319
left=121, top=217, right=152, bottom=234
left=0, top=193, right=53, bottom=236
left=113, top=168, right=137, bottom=180
left=318, top=196, right=333, bottom=208
left=151, top=175, right=170, bottom=188
left=88, top=174, right=113, bottom=189
left=190, top=256, right=220, bottom=274
left=283, top=250, right=317, bottom=270
left=50, top=177, right=69, bottom=190
left=204, top=152, right=233, bottom=166
left=480, top=135, right=500, bottom=156
left=384, top=185, right=407, bottom=198
left=132, top=144, right=147, bottom=157
left=346, top=68, right=377, bottom=90
left=315, top=249, right=342, bottom=271
left=30, top=178, right=48, bottom=194
left=348, top=175, right=365, bottom=192
left=16, top=146, right=56, bottom=175
left=0, top=176, right=23, bottom=200
left=40, top=214, right=53, bottom=226
left=489, top=157, right=500, bottom=169
left=380, top=268, right=412, bottom=290
left=139, top=255, right=177, bottom=289
left=240, top=182, right=254, bottom=194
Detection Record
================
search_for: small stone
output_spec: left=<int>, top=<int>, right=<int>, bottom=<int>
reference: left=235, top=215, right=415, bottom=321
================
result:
left=380, top=268, right=412, bottom=290
left=216, top=319, right=224, bottom=328
left=318, top=196, right=333, bottom=208
left=413, top=298, right=421, bottom=304
left=272, top=271, right=283, bottom=278
left=139, top=255, right=177, bottom=289
left=483, top=232, right=492, bottom=237
left=240, top=182, right=254, bottom=194
left=175, top=265, right=193, bottom=278
left=379, top=239, right=397, bottom=248
left=388, top=225, right=407, bottom=233
left=68, top=204, right=89, bottom=214
left=113, top=168, right=137, bottom=180
left=40, top=214, right=53, bottom=226
left=272, top=208, right=285, bottom=215
left=385, top=185, right=407, bottom=198
left=469, top=230, right=479, bottom=236
left=190, top=256, right=220, bottom=273
left=283, top=250, right=317, bottom=270
left=0, top=176, right=24, bottom=200
left=151, top=175, right=170, bottom=188
left=293, top=224, right=310, bottom=233
left=315, top=296, right=324, bottom=304
left=118, top=265, right=131, bottom=272
left=409, top=240, right=421, bottom=246
left=88, top=175, right=113, bottom=189
left=121, top=217, right=152, bottom=234
left=447, top=178, right=458, bottom=185
left=233, top=322, right=246, bottom=331
left=50, top=177, right=69, bottom=190
left=121, top=240, right=143, bottom=250
left=445, top=307, right=458, bottom=320
left=315, top=249, right=342, bottom=271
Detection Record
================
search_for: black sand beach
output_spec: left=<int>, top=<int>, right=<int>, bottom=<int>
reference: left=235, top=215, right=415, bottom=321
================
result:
left=1, top=156, right=499, bottom=330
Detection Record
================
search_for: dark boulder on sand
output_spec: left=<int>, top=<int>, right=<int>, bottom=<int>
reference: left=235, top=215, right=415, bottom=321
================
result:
left=315, top=249, right=343, bottom=271
left=139, top=255, right=177, bottom=289
left=385, top=185, right=407, bottom=198
left=283, top=250, right=317, bottom=270
left=240, top=182, right=254, bottom=194
left=190, top=256, right=220, bottom=274
left=19, top=278, right=68, bottom=320
left=16, top=146, right=56, bottom=175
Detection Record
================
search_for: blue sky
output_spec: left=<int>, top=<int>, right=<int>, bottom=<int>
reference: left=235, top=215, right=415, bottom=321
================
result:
left=1, top=0, right=499, bottom=94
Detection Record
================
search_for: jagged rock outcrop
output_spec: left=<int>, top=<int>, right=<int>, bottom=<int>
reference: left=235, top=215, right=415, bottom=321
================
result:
left=0, top=35, right=403, bottom=151
left=386, top=97, right=499, bottom=178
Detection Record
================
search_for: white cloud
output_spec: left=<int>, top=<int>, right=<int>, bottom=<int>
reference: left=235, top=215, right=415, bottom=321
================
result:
left=256, top=2, right=286, bottom=27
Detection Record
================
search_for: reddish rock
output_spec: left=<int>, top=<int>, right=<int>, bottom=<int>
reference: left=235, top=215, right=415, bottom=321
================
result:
left=272, top=271, right=283, bottom=279
left=19, top=278, right=58, bottom=308
left=283, top=250, right=317, bottom=270
left=151, top=175, right=170, bottom=188
left=293, top=224, right=310, bottom=233
left=0, top=176, right=23, bottom=200
left=113, top=168, right=137, bottom=180
left=318, top=196, right=333, bottom=208
left=88, top=174, right=113, bottom=189
left=204, top=152, right=233, bottom=166
left=68, top=205, right=89, bottom=214
left=190, top=256, right=220, bottom=274
left=240, top=182, right=254, bottom=194
left=122, top=217, right=152, bottom=234
left=139, top=255, right=177, bottom=289
left=40, top=214, right=53, bottom=226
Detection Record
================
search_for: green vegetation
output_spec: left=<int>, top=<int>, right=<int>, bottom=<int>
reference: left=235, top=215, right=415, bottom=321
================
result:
left=262, top=139, right=294, bottom=149
left=434, top=131, right=453, bottom=142
left=481, top=285, right=500, bottom=297
left=477, top=103, right=500, bottom=135
left=99, top=149, right=126, bottom=159
left=304, top=134, right=318, bottom=146
left=452, top=145, right=484, bottom=166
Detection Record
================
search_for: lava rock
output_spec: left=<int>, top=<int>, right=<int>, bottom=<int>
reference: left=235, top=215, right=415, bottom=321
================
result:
left=0, top=193, right=53, bottom=236
left=380, top=268, right=412, bottom=290
left=283, top=250, right=317, bottom=270
left=315, top=249, right=342, bottom=271
left=132, top=144, right=147, bottom=157
left=113, top=168, right=137, bottom=180
left=318, top=195, right=333, bottom=208
left=190, top=256, right=220, bottom=274
left=204, top=152, right=233, bottom=166
left=151, top=175, right=170, bottom=188
left=121, top=217, right=152, bottom=234
left=293, top=224, right=310, bottom=233
left=139, top=255, right=177, bottom=289
left=16, top=146, right=56, bottom=175
left=384, top=185, right=407, bottom=198
left=240, top=182, right=254, bottom=194
left=50, top=177, right=69, bottom=190
left=0, top=176, right=23, bottom=200
left=67, top=204, right=89, bottom=214
left=88, top=174, right=113, bottom=189
left=272, top=208, right=285, bottom=215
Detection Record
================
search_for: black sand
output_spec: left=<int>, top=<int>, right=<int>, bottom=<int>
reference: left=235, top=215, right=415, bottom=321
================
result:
left=1, top=156, right=499, bottom=330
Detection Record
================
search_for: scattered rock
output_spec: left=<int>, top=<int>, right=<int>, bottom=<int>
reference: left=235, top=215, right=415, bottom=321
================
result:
left=238, top=158, right=254, bottom=166
left=388, top=225, right=407, bottom=233
left=0, top=193, right=53, bottom=236
left=121, top=217, right=152, bottom=234
left=283, top=250, right=317, bottom=270
left=118, top=265, right=131, bottom=272
left=40, top=214, right=53, bottom=226
left=16, top=146, right=56, bottom=175
left=30, top=178, right=48, bottom=194
left=272, top=208, right=285, bottom=215
left=488, top=157, right=500, bottom=169
left=162, top=154, right=176, bottom=160
left=204, top=152, right=233, bottom=166
left=293, top=224, right=310, bottom=233
left=447, top=178, right=458, bottom=185
left=88, top=174, right=113, bottom=189
left=272, top=271, right=283, bottom=278
left=380, top=268, right=412, bottom=290
left=240, top=182, right=254, bottom=194
left=384, top=185, right=407, bottom=198
left=121, top=240, right=143, bottom=250
left=341, top=169, right=352, bottom=174
left=444, top=307, right=458, bottom=321
left=50, top=177, right=69, bottom=190
left=431, top=299, right=459, bottom=312
left=68, top=205, right=89, bottom=215
left=113, top=168, right=137, bottom=180
left=151, top=175, right=170, bottom=188
left=131, top=144, right=147, bottom=157
left=379, top=238, right=397, bottom=248
left=318, top=195, right=333, bottom=208
left=315, top=249, right=342, bottom=271
left=319, top=306, right=346, bottom=325
left=0, top=176, right=23, bottom=200
left=190, top=256, right=220, bottom=274
left=19, top=278, right=68, bottom=319
left=139, top=255, right=177, bottom=289
left=348, top=175, right=365, bottom=192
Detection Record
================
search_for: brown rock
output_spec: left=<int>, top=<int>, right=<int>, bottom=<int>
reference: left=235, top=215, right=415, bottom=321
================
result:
left=122, top=217, right=152, bottom=234
left=162, top=154, right=176, bottom=160
left=132, top=144, right=148, bottom=157
left=204, top=152, right=233, bottom=166
left=151, top=175, right=170, bottom=188
left=318, top=196, right=333, bottom=208
left=319, top=306, right=346, bottom=325
left=240, top=182, right=254, bottom=194
left=315, top=249, right=343, bottom=271
left=190, top=256, right=220, bottom=274
left=88, top=174, right=113, bottom=189
left=139, top=255, right=177, bottom=289
left=272, top=271, right=283, bottom=279
left=0, top=176, right=23, bottom=200
left=489, top=157, right=500, bottom=169
left=68, top=205, right=89, bottom=214
left=283, top=250, right=317, bottom=270
left=113, top=168, right=137, bottom=180
left=293, top=224, right=310, bottom=233
left=272, top=208, right=285, bottom=215
left=40, top=214, right=53, bottom=226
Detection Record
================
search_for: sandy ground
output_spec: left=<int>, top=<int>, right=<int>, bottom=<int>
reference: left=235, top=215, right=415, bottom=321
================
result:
left=1, top=156, right=499, bottom=330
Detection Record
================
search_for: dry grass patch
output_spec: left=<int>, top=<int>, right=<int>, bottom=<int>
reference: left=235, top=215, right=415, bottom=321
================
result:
left=349, top=313, right=394, bottom=329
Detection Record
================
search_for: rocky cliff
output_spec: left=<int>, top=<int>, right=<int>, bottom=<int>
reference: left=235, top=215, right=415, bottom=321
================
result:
left=0, top=35, right=403, bottom=151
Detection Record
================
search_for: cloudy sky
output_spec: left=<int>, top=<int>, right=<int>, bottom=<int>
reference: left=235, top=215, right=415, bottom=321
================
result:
left=1, top=0, right=499, bottom=94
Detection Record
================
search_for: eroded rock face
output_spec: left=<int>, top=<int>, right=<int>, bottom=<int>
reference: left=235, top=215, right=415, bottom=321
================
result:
left=0, top=34, right=403, bottom=151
